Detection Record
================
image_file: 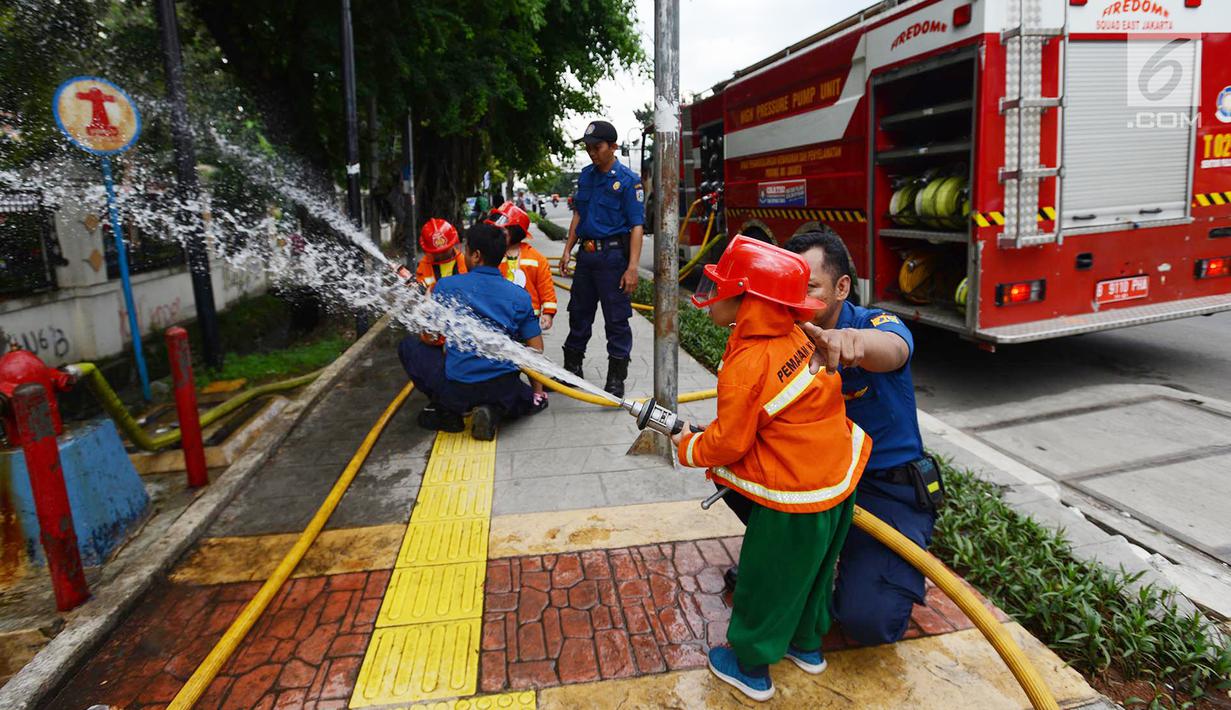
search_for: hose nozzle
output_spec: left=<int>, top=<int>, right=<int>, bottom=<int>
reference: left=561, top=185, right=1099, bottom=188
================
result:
left=622, top=397, right=683, bottom=437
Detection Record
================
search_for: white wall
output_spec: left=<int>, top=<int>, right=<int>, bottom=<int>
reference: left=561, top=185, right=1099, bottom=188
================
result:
left=0, top=201, right=268, bottom=367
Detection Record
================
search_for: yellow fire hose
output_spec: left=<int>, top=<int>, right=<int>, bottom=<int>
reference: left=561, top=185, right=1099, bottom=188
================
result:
left=677, top=212, right=719, bottom=282
left=522, top=367, right=717, bottom=406
left=523, top=372, right=1059, bottom=710
left=168, top=382, right=415, bottom=709
left=847, top=502, right=1059, bottom=710
left=69, top=362, right=321, bottom=451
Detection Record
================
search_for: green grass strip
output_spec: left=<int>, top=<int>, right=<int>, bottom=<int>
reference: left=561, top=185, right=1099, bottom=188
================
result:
left=934, top=463, right=1231, bottom=707
left=196, top=335, right=348, bottom=388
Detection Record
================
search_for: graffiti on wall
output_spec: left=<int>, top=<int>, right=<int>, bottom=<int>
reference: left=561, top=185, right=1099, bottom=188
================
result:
left=118, top=296, right=183, bottom=340
left=4, top=324, right=72, bottom=360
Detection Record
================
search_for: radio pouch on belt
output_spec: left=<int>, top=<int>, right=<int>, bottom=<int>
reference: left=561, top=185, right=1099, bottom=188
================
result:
left=909, top=454, right=946, bottom=511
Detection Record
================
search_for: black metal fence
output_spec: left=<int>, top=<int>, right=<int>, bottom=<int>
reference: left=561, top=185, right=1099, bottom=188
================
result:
left=0, top=194, right=60, bottom=297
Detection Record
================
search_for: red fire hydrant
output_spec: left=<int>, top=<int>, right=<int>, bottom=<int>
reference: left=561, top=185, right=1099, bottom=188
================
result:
left=0, top=348, right=76, bottom=447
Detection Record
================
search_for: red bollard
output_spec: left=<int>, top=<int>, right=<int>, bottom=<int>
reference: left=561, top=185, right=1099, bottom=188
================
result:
left=166, top=327, right=208, bottom=488
left=11, top=382, right=90, bottom=611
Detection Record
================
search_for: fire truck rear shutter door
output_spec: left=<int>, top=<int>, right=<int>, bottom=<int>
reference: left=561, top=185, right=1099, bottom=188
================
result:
left=1061, top=39, right=1197, bottom=230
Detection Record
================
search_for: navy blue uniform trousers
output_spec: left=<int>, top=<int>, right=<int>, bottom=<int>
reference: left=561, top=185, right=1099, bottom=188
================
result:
left=397, top=337, right=534, bottom=419
left=833, top=474, right=936, bottom=646
left=564, top=247, right=633, bottom=360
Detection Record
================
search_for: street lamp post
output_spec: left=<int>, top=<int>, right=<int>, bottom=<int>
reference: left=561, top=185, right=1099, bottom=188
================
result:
left=340, top=0, right=367, bottom=336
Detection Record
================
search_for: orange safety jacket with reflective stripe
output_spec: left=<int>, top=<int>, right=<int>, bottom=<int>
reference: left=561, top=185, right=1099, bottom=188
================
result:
left=676, top=296, right=872, bottom=514
left=415, top=250, right=468, bottom=287
left=499, top=243, right=558, bottom=316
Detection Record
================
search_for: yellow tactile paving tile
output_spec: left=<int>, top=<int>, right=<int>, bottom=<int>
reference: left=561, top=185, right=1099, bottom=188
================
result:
left=397, top=519, right=490, bottom=568
left=395, top=691, right=537, bottom=709
left=350, top=618, right=482, bottom=706
left=423, top=453, right=497, bottom=486
left=413, top=481, right=494, bottom=522
left=431, top=428, right=498, bottom=457
left=377, top=562, right=486, bottom=627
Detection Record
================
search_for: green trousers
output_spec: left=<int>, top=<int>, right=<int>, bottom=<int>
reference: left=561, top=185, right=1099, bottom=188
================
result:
left=727, top=494, right=855, bottom=667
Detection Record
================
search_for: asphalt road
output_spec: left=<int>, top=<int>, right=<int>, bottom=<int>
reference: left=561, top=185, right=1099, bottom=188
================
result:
left=543, top=201, right=1231, bottom=413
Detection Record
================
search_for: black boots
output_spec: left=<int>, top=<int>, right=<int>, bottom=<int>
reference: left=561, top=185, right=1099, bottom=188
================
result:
left=563, top=347, right=585, bottom=379
left=471, top=405, right=498, bottom=441
left=605, top=357, right=630, bottom=399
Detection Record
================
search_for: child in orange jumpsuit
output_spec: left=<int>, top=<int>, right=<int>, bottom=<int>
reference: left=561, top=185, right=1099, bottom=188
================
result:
left=488, top=202, right=557, bottom=406
left=672, top=235, right=872, bottom=702
left=403, top=218, right=467, bottom=287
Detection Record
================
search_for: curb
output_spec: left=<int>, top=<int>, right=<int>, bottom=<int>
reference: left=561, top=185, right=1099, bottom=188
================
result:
left=0, top=314, right=393, bottom=710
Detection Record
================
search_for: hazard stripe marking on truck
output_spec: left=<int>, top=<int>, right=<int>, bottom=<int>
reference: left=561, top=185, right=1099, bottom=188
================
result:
left=1195, top=192, right=1231, bottom=207
left=729, top=207, right=868, bottom=222
left=971, top=208, right=1057, bottom=228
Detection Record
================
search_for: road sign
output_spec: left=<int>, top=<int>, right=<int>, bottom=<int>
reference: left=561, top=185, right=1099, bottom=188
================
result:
left=51, top=76, right=150, bottom=400
left=52, top=77, right=142, bottom=155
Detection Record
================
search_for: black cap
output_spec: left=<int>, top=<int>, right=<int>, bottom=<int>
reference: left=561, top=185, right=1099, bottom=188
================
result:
left=576, top=120, right=618, bottom=145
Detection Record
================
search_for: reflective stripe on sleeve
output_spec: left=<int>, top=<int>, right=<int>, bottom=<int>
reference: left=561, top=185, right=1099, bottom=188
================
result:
left=762, top=367, right=818, bottom=417
left=716, top=424, right=866, bottom=506
left=684, top=432, right=701, bottom=467
left=542, top=302, right=558, bottom=311
left=423, top=277, right=436, bottom=285
left=521, top=258, right=539, bottom=267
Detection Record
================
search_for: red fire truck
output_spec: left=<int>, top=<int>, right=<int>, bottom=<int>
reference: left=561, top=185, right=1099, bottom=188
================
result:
left=678, top=0, right=1231, bottom=346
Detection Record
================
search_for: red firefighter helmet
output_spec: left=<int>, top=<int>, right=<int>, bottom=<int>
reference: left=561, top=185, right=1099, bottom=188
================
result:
left=485, top=201, right=532, bottom=239
left=419, top=218, right=459, bottom=255
left=692, top=234, right=824, bottom=313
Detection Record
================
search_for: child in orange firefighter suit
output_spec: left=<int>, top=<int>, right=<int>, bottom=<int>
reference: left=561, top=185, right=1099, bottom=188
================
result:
left=671, top=235, right=873, bottom=702
left=487, top=201, right=557, bottom=406
left=398, top=218, right=469, bottom=288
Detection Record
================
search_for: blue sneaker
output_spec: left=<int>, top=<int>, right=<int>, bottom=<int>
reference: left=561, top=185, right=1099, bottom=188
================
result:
left=707, top=646, right=774, bottom=701
left=785, top=645, right=828, bottom=674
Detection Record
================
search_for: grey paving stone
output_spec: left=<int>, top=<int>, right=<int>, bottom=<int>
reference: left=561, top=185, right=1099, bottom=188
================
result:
left=492, top=473, right=608, bottom=516
left=599, top=466, right=716, bottom=508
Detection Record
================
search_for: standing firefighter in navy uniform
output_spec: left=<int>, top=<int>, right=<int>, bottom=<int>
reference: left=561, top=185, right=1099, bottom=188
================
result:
left=559, top=119, right=645, bottom=398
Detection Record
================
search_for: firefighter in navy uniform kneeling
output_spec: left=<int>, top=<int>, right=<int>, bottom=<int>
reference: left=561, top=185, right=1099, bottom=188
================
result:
left=558, top=119, right=645, bottom=399
left=791, top=228, right=943, bottom=645
left=721, top=227, right=944, bottom=647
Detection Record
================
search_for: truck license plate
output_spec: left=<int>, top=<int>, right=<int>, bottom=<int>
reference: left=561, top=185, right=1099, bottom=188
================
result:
left=1095, top=275, right=1149, bottom=305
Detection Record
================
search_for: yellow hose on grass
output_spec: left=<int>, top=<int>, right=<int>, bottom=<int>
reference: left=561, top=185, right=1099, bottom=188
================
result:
left=72, top=363, right=321, bottom=451
left=168, top=381, right=415, bottom=709
left=523, top=368, right=716, bottom=407
left=69, top=362, right=321, bottom=451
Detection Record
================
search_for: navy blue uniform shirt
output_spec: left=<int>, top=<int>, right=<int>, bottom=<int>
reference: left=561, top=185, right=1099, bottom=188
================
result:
left=431, top=265, right=541, bottom=383
left=575, top=159, right=645, bottom=239
left=836, top=301, right=924, bottom=471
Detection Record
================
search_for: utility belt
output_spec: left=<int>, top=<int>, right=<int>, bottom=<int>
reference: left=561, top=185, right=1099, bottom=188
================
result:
left=579, top=236, right=627, bottom=253
left=866, top=454, right=945, bottom=511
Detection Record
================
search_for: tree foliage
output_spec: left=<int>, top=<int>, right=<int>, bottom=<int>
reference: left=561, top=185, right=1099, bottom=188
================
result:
left=187, top=0, right=644, bottom=226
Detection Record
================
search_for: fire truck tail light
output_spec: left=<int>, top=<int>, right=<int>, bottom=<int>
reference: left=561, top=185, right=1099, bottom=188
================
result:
left=1185, top=0, right=1201, bottom=7
left=1195, top=256, right=1230, bottom=279
left=1070, top=0, right=1087, bottom=5
left=953, top=4, right=972, bottom=27
left=995, top=279, right=1046, bottom=306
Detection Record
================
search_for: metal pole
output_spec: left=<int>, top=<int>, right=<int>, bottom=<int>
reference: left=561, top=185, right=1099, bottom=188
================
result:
left=12, top=383, right=89, bottom=611
left=166, top=327, right=208, bottom=488
left=367, top=93, right=381, bottom=249
left=340, top=0, right=367, bottom=336
left=402, top=107, right=417, bottom=260
left=653, top=0, right=681, bottom=415
left=102, top=157, right=151, bottom=401
left=154, top=0, right=223, bottom=371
